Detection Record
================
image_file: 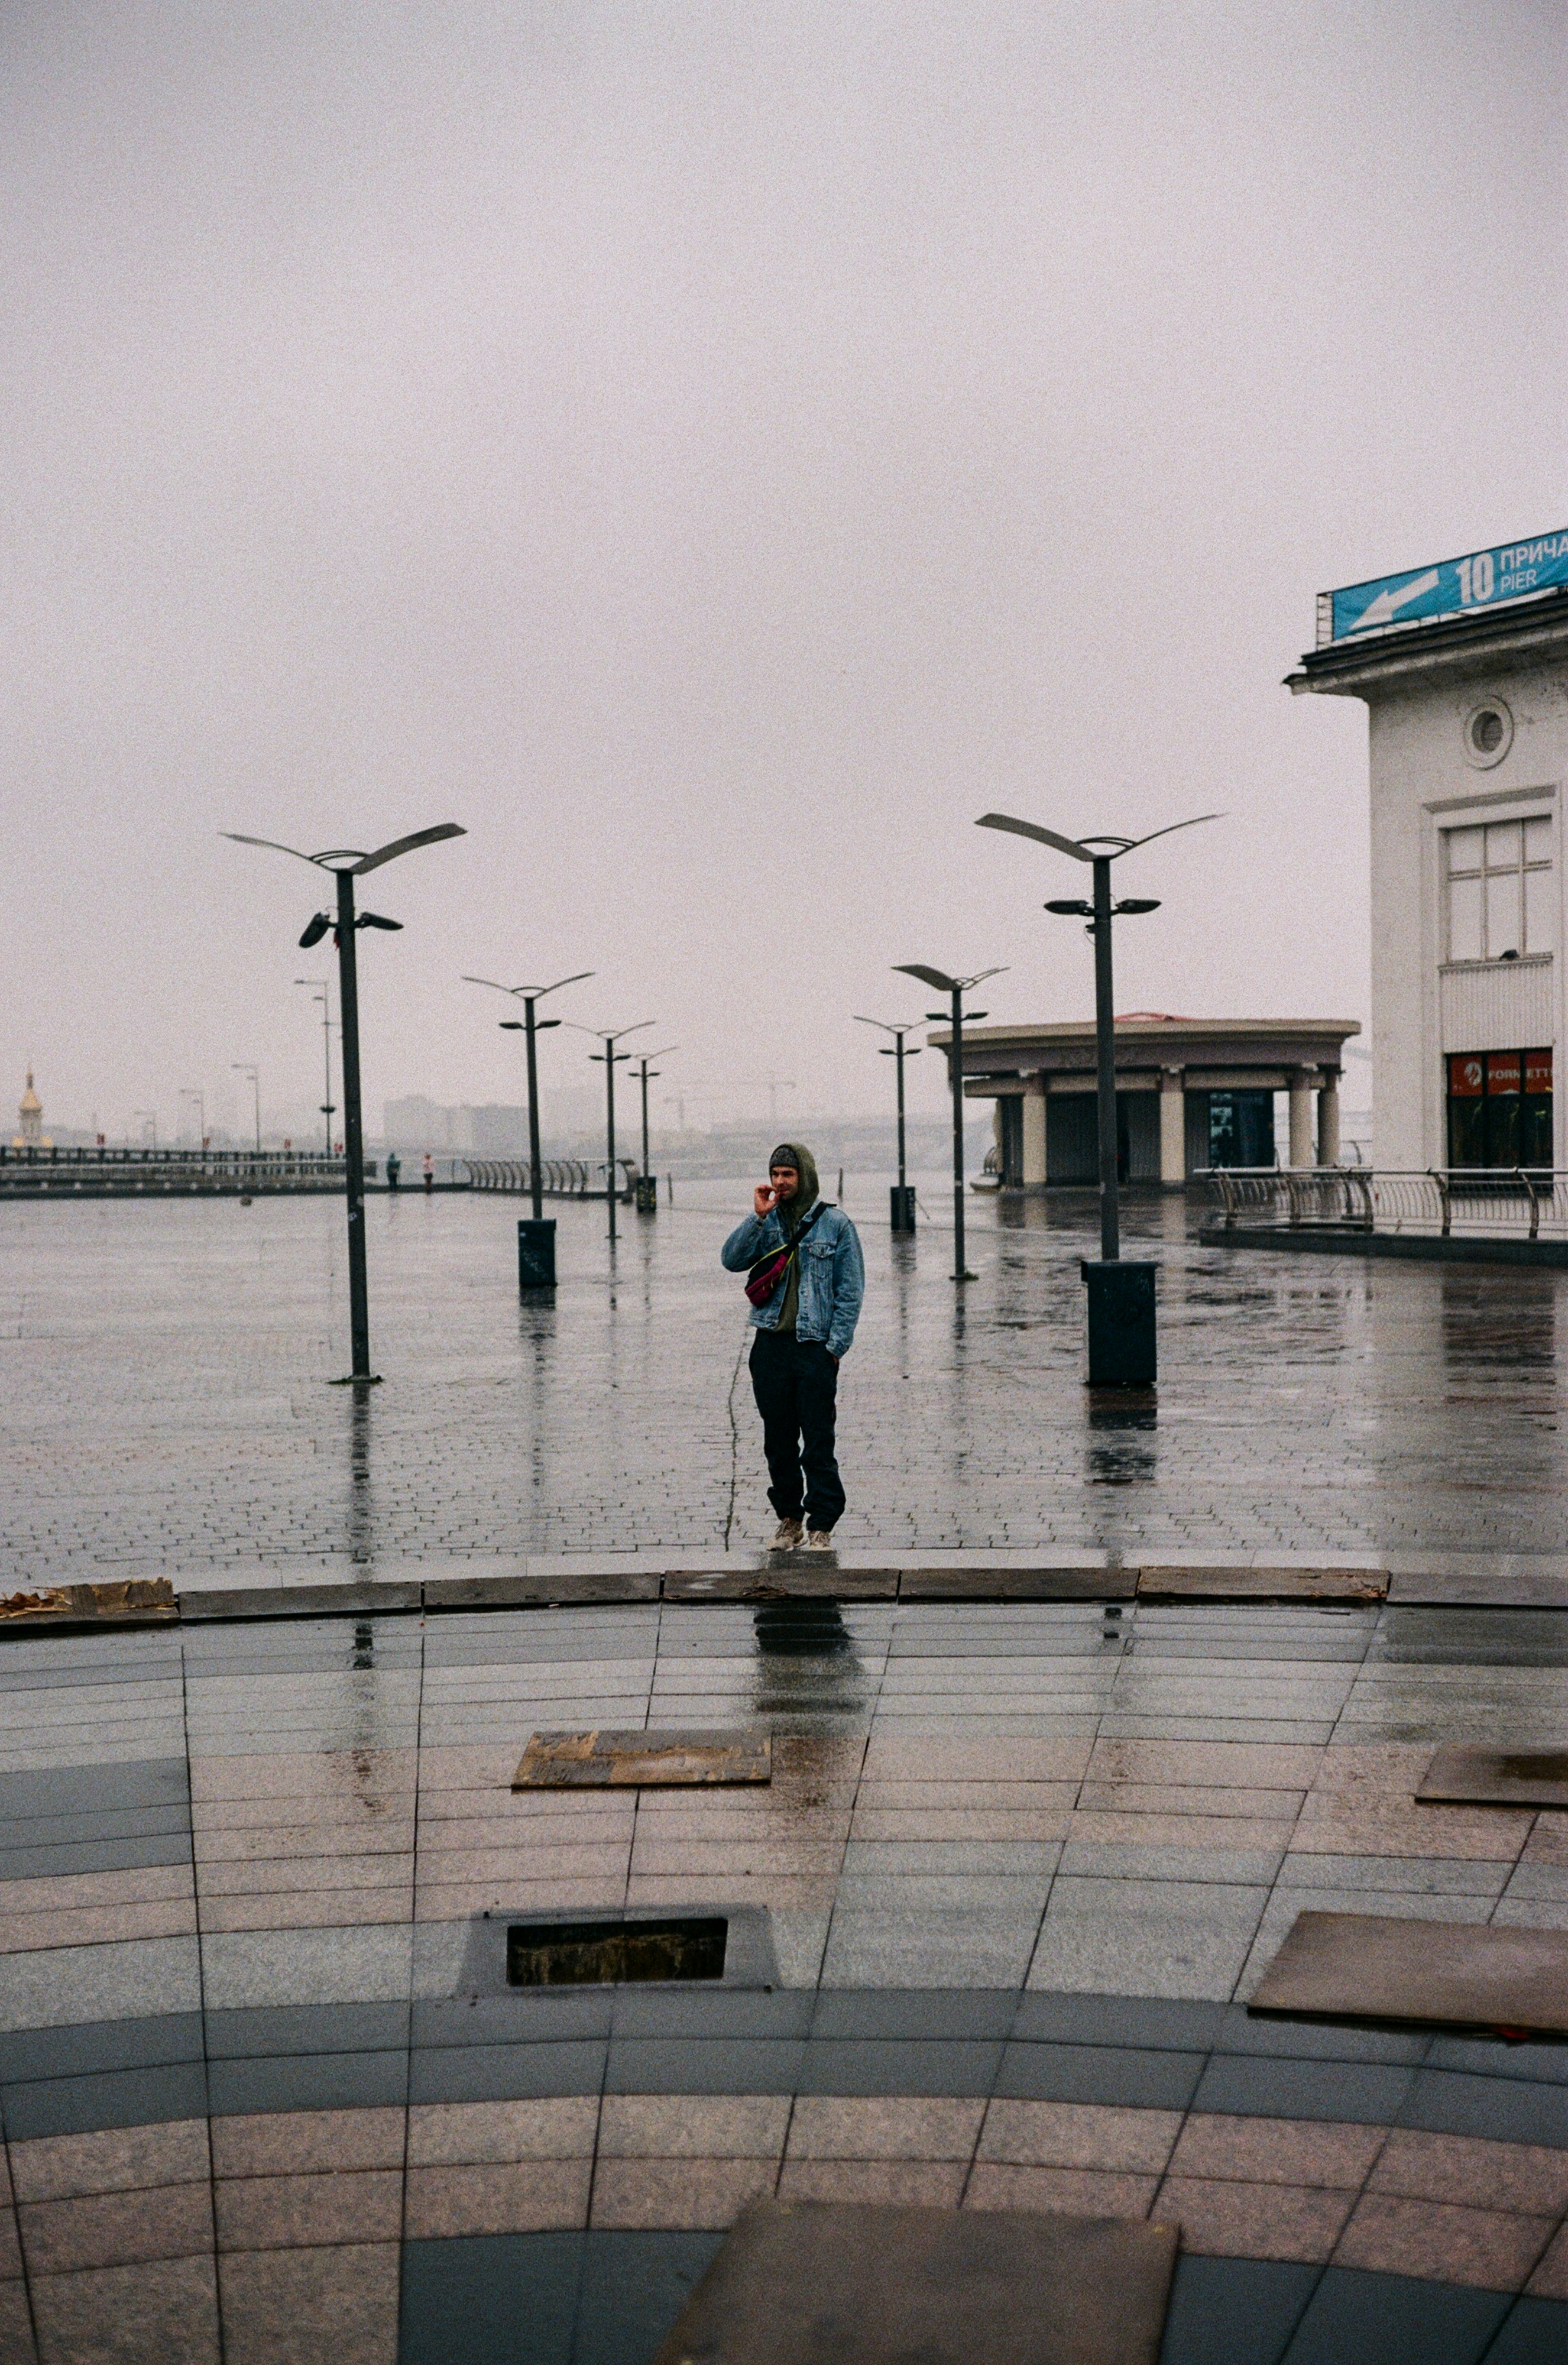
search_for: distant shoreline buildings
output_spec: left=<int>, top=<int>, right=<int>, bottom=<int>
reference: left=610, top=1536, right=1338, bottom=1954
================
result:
left=13, top=1071, right=49, bottom=1151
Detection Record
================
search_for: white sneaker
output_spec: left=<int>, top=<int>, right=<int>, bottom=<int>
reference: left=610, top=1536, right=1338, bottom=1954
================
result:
left=806, top=1528, right=835, bottom=1551
left=772, top=1517, right=804, bottom=1550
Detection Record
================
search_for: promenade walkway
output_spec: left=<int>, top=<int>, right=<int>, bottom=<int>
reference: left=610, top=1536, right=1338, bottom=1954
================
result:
left=4, top=1186, right=1566, bottom=1584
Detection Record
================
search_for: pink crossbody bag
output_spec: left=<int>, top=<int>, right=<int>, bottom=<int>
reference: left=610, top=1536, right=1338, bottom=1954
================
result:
left=744, top=1205, right=825, bottom=1307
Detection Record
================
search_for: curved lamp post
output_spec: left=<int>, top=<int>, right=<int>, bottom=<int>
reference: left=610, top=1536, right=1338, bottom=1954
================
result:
left=565, top=1020, right=656, bottom=1241
left=892, top=964, right=1007, bottom=1282
left=628, top=1047, right=677, bottom=1207
left=294, top=977, right=336, bottom=1155
left=977, top=808, right=1217, bottom=1382
left=854, top=1016, right=922, bottom=1233
left=224, top=822, right=465, bottom=1379
left=462, top=971, right=594, bottom=1221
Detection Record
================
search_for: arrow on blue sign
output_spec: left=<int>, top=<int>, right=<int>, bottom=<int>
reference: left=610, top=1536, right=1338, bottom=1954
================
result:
left=1329, top=530, right=1568, bottom=644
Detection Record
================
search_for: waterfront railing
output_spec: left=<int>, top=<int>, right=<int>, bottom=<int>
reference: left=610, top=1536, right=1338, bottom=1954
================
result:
left=1202, top=1165, right=1568, bottom=1241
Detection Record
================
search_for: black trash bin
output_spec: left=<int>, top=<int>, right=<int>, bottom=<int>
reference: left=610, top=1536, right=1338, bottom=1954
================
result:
left=889, top=1185, right=916, bottom=1234
left=518, top=1218, right=557, bottom=1291
left=634, top=1175, right=657, bottom=1214
left=1081, top=1258, right=1156, bottom=1386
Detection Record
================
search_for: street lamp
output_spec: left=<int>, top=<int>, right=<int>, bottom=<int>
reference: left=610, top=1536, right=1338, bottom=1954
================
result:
left=566, top=1020, right=656, bottom=1242
left=627, top=1046, right=677, bottom=1211
left=294, top=978, right=336, bottom=1156
left=179, top=1088, right=206, bottom=1154
left=977, top=808, right=1217, bottom=1382
left=461, top=972, right=593, bottom=1222
left=892, top=965, right=1007, bottom=1282
left=231, top=1065, right=261, bottom=1154
left=854, top=1017, right=922, bottom=1233
left=224, top=821, right=465, bottom=1380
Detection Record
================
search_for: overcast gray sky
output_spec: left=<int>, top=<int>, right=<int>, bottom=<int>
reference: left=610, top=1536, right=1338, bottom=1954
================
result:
left=4, top=2, right=1563, bottom=1140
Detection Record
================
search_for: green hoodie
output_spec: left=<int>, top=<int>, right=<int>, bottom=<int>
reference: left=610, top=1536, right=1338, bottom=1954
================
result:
left=770, top=1143, right=821, bottom=1335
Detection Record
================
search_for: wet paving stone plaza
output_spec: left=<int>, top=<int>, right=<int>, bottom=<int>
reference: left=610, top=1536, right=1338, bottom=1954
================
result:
left=4, top=1190, right=1568, bottom=2361
left=5, top=1185, right=1568, bottom=1578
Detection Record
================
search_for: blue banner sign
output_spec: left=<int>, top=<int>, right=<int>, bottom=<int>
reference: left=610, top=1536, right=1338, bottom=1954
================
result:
left=1324, top=529, right=1568, bottom=645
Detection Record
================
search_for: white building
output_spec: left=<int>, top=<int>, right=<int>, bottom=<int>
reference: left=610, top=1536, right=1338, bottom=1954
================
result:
left=944, top=1016, right=1359, bottom=1186
left=1291, top=529, right=1568, bottom=1171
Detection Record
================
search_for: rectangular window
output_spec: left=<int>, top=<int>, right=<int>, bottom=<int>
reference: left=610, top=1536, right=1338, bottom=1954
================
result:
left=1444, top=814, right=1553, bottom=960
left=1447, top=1048, right=1553, bottom=1169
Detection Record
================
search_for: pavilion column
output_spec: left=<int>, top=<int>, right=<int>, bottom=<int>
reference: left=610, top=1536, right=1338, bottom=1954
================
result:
left=1158, top=1067, right=1185, bottom=1187
left=1289, top=1068, right=1317, bottom=1169
left=1022, top=1076, right=1047, bottom=1190
left=1317, top=1069, right=1342, bottom=1167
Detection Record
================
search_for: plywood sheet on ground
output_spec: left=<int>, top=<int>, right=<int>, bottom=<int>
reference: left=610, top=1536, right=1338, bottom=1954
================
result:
left=650, top=2199, right=1178, bottom=2365
left=1250, top=1910, right=1568, bottom=2036
left=513, top=1728, right=772, bottom=1790
left=1418, top=1745, right=1568, bottom=1809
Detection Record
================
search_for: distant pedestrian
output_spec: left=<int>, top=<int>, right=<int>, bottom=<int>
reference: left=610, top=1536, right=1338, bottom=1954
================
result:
left=422, top=1152, right=434, bottom=1193
left=385, top=1151, right=401, bottom=1190
left=721, top=1143, right=864, bottom=1550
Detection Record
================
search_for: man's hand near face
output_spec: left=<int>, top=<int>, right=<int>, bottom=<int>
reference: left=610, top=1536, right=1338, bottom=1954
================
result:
left=754, top=1167, right=799, bottom=1220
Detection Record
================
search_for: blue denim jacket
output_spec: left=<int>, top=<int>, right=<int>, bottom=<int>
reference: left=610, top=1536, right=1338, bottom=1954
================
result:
left=720, top=1201, right=866, bottom=1359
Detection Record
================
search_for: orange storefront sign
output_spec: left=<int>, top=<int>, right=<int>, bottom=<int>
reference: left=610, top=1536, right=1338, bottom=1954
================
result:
left=1449, top=1055, right=1483, bottom=1096
left=1486, top=1052, right=1523, bottom=1094
left=1525, top=1048, right=1554, bottom=1094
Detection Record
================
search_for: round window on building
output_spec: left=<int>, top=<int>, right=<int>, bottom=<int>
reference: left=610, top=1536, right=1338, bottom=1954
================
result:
left=1463, top=701, right=1513, bottom=767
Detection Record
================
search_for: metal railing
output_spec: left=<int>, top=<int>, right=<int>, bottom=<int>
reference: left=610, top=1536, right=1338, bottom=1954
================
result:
left=462, top=1157, right=638, bottom=1201
left=0, top=1146, right=354, bottom=1196
left=1202, top=1166, right=1568, bottom=1241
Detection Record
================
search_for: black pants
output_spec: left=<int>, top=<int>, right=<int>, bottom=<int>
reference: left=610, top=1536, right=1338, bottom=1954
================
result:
left=749, top=1331, right=845, bottom=1533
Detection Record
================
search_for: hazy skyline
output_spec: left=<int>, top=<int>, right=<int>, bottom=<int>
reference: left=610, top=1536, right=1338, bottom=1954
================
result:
left=5, top=3, right=1564, bottom=1142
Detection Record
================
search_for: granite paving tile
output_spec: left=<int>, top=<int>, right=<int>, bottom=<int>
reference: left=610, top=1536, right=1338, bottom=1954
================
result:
left=7, top=2120, right=209, bottom=2203
left=1160, top=2175, right=1354, bottom=2261
left=774, top=2157, right=968, bottom=2205
left=406, top=2098, right=597, bottom=2163
left=963, top=2161, right=1157, bottom=2215
left=588, top=2157, right=775, bottom=2230
left=1333, top=2193, right=1554, bottom=2290
left=28, top=2254, right=221, bottom=2365
left=0, top=1939, right=201, bottom=2033
left=976, top=2098, right=1181, bottom=2172
left=1527, top=2223, right=1568, bottom=2298
left=404, top=2159, right=592, bottom=2237
left=1367, top=2128, right=1568, bottom=2214
left=783, top=2095, right=984, bottom=2157
left=17, top=2182, right=214, bottom=2275
left=1167, top=2112, right=1384, bottom=2186
left=213, top=2169, right=403, bottom=2249
left=209, top=2108, right=406, bottom=2177
left=1026, top=1876, right=1268, bottom=1999
left=596, top=2096, right=789, bottom=2157
left=216, top=2243, right=400, bottom=2365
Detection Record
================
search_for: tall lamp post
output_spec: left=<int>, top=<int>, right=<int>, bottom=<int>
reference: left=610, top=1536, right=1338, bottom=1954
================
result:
left=462, top=973, right=594, bottom=1221
left=854, top=1017, right=922, bottom=1233
left=892, top=965, right=1006, bottom=1282
left=231, top=1065, right=261, bottom=1154
left=225, top=822, right=465, bottom=1381
left=568, top=1020, right=656, bottom=1242
left=628, top=1046, right=676, bottom=1212
left=295, top=978, right=336, bottom=1155
left=976, top=809, right=1217, bottom=1382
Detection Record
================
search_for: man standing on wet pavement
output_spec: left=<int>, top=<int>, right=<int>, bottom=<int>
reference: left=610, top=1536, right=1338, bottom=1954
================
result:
left=721, top=1143, right=864, bottom=1550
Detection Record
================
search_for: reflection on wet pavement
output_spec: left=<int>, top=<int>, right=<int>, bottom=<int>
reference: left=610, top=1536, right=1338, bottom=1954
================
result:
left=1, top=1599, right=1567, bottom=2359
left=7, top=1187, right=1568, bottom=1577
